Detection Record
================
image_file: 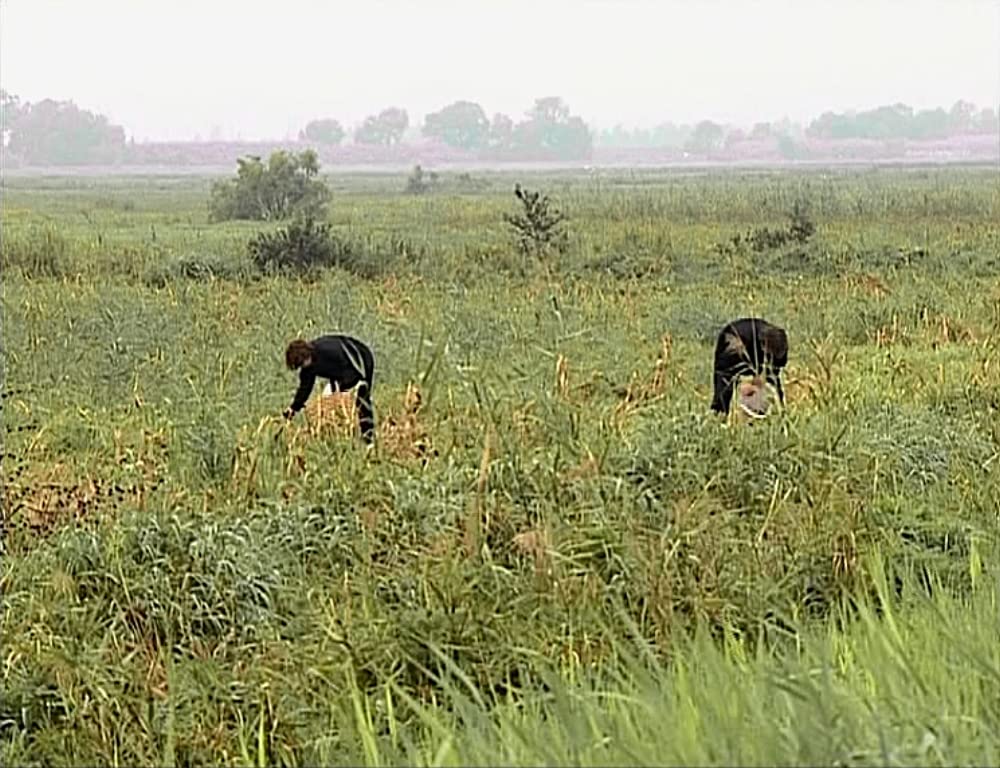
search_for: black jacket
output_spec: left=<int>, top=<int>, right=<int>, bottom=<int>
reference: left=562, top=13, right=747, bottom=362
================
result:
left=289, top=335, right=375, bottom=416
left=710, top=318, right=787, bottom=414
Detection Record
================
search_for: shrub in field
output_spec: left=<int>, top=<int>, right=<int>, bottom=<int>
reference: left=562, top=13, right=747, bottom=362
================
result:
left=580, top=247, right=670, bottom=280
left=209, top=149, right=331, bottom=222
left=787, top=199, right=816, bottom=243
left=405, top=164, right=438, bottom=195
left=246, top=216, right=391, bottom=278
left=503, top=184, right=569, bottom=258
left=716, top=198, right=817, bottom=258
left=248, top=215, right=345, bottom=275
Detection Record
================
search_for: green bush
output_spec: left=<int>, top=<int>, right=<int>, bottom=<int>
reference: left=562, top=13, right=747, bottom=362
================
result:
left=208, top=150, right=331, bottom=222
left=247, top=215, right=369, bottom=278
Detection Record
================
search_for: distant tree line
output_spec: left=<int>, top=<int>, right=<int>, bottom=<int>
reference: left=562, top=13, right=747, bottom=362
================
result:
left=300, top=97, right=592, bottom=159
left=420, top=97, right=592, bottom=159
left=2, top=90, right=127, bottom=165
left=596, top=122, right=694, bottom=149
left=3, top=88, right=997, bottom=166
left=593, top=101, right=999, bottom=152
left=805, top=100, right=997, bottom=141
left=594, top=119, right=805, bottom=158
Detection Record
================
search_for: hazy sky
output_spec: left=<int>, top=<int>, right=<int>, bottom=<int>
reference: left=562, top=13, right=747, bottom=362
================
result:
left=2, top=0, right=998, bottom=141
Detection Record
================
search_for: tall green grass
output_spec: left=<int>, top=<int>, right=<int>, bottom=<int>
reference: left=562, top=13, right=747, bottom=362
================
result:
left=385, top=561, right=1000, bottom=767
left=5, top=545, right=998, bottom=765
left=3, top=167, right=999, bottom=764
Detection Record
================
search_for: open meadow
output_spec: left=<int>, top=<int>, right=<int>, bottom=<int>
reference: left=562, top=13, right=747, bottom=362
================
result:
left=2, top=166, right=1000, bottom=765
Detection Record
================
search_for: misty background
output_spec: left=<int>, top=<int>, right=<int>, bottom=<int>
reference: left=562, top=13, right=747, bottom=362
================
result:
left=1, top=0, right=997, bottom=166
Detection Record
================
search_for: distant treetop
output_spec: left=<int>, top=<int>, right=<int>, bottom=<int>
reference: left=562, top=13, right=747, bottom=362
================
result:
left=300, top=118, right=345, bottom=146
left=2, top=92, right=126, bottom=165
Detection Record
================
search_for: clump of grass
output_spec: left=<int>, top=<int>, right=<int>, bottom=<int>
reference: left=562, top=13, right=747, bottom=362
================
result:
left=716, top=198, right=817, bottom=257
left=143, top=251, right=249, bottom=286
left=1, top=225, right=70, bottom=277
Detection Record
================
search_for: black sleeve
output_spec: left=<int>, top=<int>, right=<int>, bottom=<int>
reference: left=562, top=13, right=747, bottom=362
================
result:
left=290, top=368, right=317, bottom=413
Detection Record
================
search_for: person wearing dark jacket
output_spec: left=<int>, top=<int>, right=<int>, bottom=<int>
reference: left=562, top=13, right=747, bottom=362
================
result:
left=710, top=317, right=788, bottom=416
left=283, top=334, right=375, bottom=442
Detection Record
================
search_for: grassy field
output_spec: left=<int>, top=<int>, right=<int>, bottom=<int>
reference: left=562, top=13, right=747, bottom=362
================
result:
left=2, top=166, right=999, bottom=765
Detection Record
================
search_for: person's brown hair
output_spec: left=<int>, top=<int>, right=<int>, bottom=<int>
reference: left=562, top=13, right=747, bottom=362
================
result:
left=285, top=338, right=314, bottom=369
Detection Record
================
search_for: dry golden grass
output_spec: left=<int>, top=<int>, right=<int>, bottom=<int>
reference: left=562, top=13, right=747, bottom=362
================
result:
left=512, top=526, right=552, bottom=579
left=376, top=275, right=414, bottom=319
left=378, top=382, right=435, bottom=462
left=277, top=381, right=435, bottom=462
left=289, top=385, right=357, bottom=439
left=4, top=426, right=168, bottom=548
left=228, top=382, right=437, bottom=502
left=843, top=272, right=891, bottom=298
left=555, top=354, right=570, bottom=399
left=613, top=334, right=674, bottom=421
left=511, top=400, right=543, bottom=442
left=926, top=312, right=980, bottom=346
left=784, top=371, right=823, bottom=407
left=3, top=460, right=159, bottom=547
left=875, top=309, right=982, bottom=349
left=559, top=449, right=601, bottom=483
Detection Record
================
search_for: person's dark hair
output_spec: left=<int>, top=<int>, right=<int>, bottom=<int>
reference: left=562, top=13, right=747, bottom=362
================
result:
left=285, top=338, right=314, bottom=369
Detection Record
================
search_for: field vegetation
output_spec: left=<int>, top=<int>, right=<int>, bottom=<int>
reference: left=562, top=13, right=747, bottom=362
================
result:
left=2, top=166, right=999, bottom=764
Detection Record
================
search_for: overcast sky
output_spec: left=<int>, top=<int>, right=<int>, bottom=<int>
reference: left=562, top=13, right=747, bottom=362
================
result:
left=2, top=0, right=997, bottom=141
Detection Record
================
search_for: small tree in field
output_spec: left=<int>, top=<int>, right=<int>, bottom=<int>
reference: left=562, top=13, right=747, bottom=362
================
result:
left=209, top=149, right=331, bottom=221
left=405, top=164, right=438, bottom=194
left=503, top=184, right=568, bottom=257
